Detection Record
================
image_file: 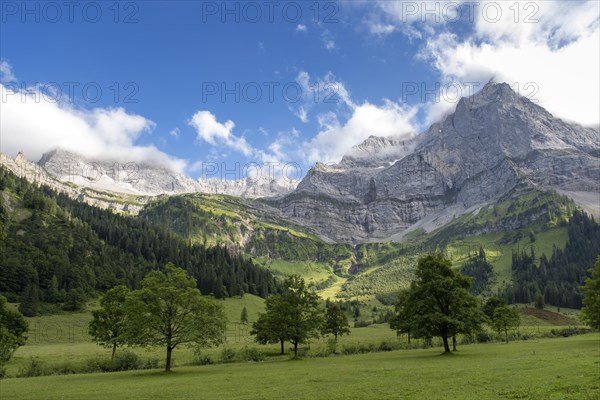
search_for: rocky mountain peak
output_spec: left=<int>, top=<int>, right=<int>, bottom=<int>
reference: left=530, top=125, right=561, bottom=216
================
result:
left=274, top=81, right=600, bottom=243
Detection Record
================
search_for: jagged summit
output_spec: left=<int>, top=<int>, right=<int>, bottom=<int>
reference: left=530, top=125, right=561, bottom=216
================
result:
left=274, top=82, right=600, bottom=243
left=339, top=134, right=418, bottom=168
left=1, top=82, right=598, bottom=243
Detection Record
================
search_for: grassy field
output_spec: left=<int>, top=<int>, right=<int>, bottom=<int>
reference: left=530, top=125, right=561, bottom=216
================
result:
left=2, top=334, right=598, bottom=400
left=261, top=259, right=334, bottom=286
left=446, top=224, right=568, bottom=291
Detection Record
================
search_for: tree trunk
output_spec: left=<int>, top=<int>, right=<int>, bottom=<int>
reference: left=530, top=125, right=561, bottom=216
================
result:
left=280, top=339, right=284, bottom=355
left=165, top=346, right=173, bottom=372
left=452, top=335, right=457, bottom=351
left=504, top=329, right=509, bottom=344
left=408, top=332, right=411, bottom=345
left=111, top=343, right=117, bottom=360
left=293, top=340, right=298, bottom=358
left=442, top=336, right=450, bottom=353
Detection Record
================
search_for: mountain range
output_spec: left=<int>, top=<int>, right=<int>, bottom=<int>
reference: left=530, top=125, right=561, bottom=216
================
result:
left=1, top=82, right=599, bottom=245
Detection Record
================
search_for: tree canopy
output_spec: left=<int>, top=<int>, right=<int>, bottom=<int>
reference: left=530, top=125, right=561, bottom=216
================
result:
left=252, top=275, right=322, bottom=357
left=322, top=303, right=350, bottom=341
left=581, top=257, right=600, bottom=329
left=0, top=295, right=28, bottom=366
left=124, top=264, right=226, bottom=371
left=392, top=254, right=485, bottom=353
left=389, top=289, right=417, bottom=343
left=89, top=285, right=130, bottom=359
left=491, top=306, right=520, bottom=343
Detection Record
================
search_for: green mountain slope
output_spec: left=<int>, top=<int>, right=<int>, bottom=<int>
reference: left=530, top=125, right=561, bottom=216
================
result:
left=0, top=167, right=279, bottom=314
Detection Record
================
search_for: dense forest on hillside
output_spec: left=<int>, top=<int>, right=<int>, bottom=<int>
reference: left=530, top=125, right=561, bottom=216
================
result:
left=504, top=211, right=600, bottom=308
left=139, top=195, right=355, bottom=265
left=0, top=167, right=278, bottom=314
left=460, top=247, right=494, bottom=295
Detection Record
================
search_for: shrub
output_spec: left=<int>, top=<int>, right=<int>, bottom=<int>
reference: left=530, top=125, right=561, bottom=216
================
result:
left=326, top=339, right=338, bottom=355
left=192, top=353, right=214, bottom=366
left=378, top=341, right=397, bottom=352
left=141, top=357, right=160, bottom=370
left=191, top=349, right=214, bottom=366
left=239, top=347, right=265, bottom=362
left=51, top=362, right=77, bottom=375
left=18, top=357, right=46, bottom=377
left=341, top=343, right=358, bottom=355
left=476, top=331, right=493, bottom=343
left=85, top=356, right=114, bottom=373
left=0, top=365, right=6, bottom=379
left=112, top=351, right=140, bottom=371
left=220, top=348, right=237, bottom=363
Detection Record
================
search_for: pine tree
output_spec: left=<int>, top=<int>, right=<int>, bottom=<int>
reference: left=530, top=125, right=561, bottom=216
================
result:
left=240, top=306, right=248, bottom=325
left=18, top=284, right=40, bottom=317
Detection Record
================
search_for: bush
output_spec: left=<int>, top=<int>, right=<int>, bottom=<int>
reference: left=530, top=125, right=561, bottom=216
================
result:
left=113, top=351, right=140, bottom=371
left=220, top=348, right=237, bottom=363
left=141, top=357, right=160, bottom=370
left=239, top=347, right=265, bottom=362
left=326, top=339, right=338, bottom=355
left=191, top=350, right=214, bottom=366
left=476, top=331, right=493, bottom=343
left=549, top=327, right=591, bottom=337
left=85, top=356, right=115, bottom=373
left=51, top=362, right=77, bottom=375
left=378, top=341, right=398, bottom=352
left=341, top=343, right=359, bottom=355
left=0, top=365, right=6, bottom=379
left=18, top=357, right=46, bottom=377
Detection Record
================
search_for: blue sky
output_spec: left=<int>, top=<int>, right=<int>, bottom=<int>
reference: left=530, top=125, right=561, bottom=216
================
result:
left=1, top=1, right=598, bottom=180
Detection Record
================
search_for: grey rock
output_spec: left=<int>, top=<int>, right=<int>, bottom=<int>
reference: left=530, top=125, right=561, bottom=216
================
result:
left=271, top=82, right=600, bottom=243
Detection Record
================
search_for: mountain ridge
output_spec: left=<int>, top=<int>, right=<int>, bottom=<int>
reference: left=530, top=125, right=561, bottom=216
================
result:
left=1, top=82, right=598, bottom=245
left=270, top=82, right=599, bottom=243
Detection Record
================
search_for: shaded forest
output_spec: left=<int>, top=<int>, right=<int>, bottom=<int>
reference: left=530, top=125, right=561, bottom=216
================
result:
left=504, top=211, right=600, bottom=308
left=0, top=167, right=278, bottom=315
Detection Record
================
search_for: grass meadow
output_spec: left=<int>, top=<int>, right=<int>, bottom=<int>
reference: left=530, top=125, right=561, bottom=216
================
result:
left=1, top=334, right=598, bottom=400
left=2, top=293, right=598, bottom=400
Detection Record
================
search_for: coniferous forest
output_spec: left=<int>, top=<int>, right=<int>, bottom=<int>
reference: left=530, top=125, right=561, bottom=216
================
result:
left=0, top=167, right=278, bottom=315
left=504, top=210, right=600, bottom=308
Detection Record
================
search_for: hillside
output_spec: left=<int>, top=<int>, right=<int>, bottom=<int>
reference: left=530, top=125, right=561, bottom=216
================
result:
left=0, top=167, right=279, bottom=314
left=1, top=82, right=598, bottom=310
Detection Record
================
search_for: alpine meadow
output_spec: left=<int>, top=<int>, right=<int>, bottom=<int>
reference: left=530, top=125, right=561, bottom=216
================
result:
left=1, top=2, right=599, bottom=400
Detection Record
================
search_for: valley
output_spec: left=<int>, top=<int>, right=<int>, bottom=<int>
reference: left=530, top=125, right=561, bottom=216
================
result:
left=1, top=83, right=598, bottom=399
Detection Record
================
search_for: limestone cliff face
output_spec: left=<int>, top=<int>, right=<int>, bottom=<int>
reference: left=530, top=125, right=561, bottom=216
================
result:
left=270, top=83, right=600, bottom=243
left=2, top=82, right=598, bottom=243
left=34, top=149, right=297, bottom=198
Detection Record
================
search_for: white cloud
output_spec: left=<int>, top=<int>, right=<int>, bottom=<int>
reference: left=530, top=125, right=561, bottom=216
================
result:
left=296, top=24, right=307, bottom=32
left=301, top=100, right=418, bottom=164
left=291, top=71, right=354, bottom=123
left=169, top=127, right=180, bottom=138
left=257, top=41, right=266, bottom=55
left=371, top=1, right=600, bottom=127
left=0, top=60, right=16, bottom=82
left=321, top=30, right=336, bottom=51
left=0, top=83, right=186, bottom=172
left=369, top=23, right=395, bottom=36
left=420, top=1, right=600, bottom=126
left=188, top=111, right=253, bottom=156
